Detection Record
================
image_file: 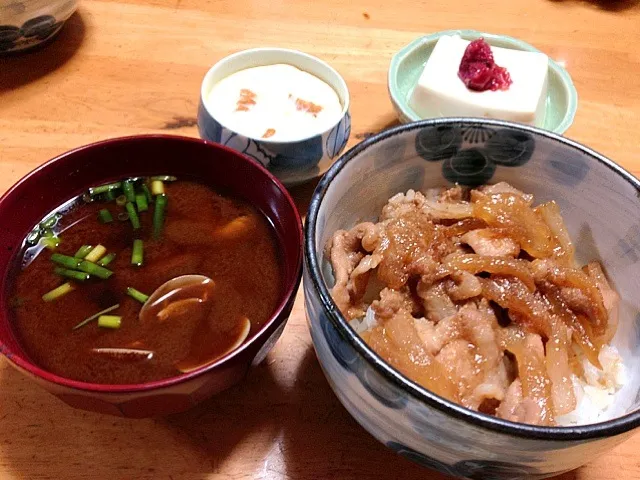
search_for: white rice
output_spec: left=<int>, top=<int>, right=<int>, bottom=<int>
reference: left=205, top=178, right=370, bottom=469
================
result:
left=349, top=306, right=378, bottom=335
left=556, top=345, right=627, bottom=426
left=352, top=307, right=631, bottom=426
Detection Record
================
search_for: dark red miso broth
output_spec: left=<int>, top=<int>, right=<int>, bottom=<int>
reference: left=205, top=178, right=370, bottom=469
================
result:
left=9, top=180, right=283, bottom=384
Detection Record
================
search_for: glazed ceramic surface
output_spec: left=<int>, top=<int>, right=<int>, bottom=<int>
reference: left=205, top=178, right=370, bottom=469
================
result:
left=388, top=30, right=578, bottom=134
left=304, top=119, right=640, bottom=479
left=0, top=135, right=303, bottom=418
left=198, top=48, right=351, bottom=186
left=0, top=0, right=77, bottom=53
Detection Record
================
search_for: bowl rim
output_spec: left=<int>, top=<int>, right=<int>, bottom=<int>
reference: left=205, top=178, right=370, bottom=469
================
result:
left=0, top=134, right=304, bottom=393
left=387, top=29, right=578, bottom=135
left=305, top=117, right=640, bottom=440
left=199, top=46, right=351, bottom=144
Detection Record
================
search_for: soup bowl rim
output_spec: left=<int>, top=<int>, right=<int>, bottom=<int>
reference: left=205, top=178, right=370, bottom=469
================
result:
left=0, top=134, right=303, bottom=394
left=304, top=117, right=640, bottom=441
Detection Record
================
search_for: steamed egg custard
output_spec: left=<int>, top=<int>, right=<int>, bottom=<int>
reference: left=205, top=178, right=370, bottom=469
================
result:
left=207, top=64, right=343, bottom=142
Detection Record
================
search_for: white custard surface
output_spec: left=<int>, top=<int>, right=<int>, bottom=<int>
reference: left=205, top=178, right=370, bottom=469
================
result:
left=409, top=35, right=549, bottom=126
left=206, top=64, right=343, bottom=142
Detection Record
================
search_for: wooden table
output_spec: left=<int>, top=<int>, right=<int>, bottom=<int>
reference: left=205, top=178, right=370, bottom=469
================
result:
left=1, top=0, right=640, bottom=478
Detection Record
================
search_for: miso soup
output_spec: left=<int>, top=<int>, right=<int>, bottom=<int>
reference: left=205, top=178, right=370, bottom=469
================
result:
left=9, top=178, right=283, bottom=384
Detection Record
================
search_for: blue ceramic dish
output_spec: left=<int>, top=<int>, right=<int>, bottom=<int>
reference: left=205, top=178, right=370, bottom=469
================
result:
left=0, top=0, right=77, bottom=54
left=198, top=48, right=351, bottom=186
left=388, top=30, right=578, bottom=135
left=304, top=119, right=640, bottom=479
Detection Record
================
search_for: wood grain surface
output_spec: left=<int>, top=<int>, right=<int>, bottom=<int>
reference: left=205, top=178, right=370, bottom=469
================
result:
left=1, top=0, right=640, bottom=478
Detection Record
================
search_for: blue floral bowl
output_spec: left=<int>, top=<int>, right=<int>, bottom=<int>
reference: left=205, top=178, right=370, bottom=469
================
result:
left=198, top=48, right=351, bottom=186
left=0, top=0, right=77, bottom=54
left=304, top=118, right=640, bottom=479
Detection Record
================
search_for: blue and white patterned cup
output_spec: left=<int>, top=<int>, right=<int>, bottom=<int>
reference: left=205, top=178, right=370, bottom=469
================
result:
left=198, top=48, right=351, bottom=186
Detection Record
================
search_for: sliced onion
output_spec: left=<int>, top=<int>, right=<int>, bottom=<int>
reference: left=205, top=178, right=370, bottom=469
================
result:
left=472, top=191, right=554, bottom=258
left=444, top=254, right=535, bottom=291
left=535, top=201, right=575, bottom=267
left=545, top=322, right=576, bottom=416
left=499, top=327, right=555, bottom=425
left=531, top=259, right=608, bottom=337
left=479, top=276, right=551, bottom=337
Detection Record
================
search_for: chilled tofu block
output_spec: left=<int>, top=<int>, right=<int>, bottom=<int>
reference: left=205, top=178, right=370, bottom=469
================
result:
left=409, top=35, right=549, bottom=126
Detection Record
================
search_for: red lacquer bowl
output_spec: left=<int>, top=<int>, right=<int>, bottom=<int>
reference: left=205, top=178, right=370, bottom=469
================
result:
left=0, top=135, right=303, bottom=418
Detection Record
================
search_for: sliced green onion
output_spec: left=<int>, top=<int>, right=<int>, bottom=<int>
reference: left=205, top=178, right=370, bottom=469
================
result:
left=40, top=236, right=61, bottom=250
left=72, top=303, right=120, bottom=331
left=51, top=253, right=82, bottom=269
left=97, top=253, right=116, bottom=266
left=98, top=315, right=122, bottom=329
left=104, top=190, right=118, bottom=201
left=42, top=282, right=74, bottom=302
left=141, top=184, right=153, bottom=204
left=117, top=212, right=130, bottom=222
left=131, top=239, right=143, bottom=266
left=41, top=214, right=60, bottom=229
left=89, top=182, right=122, bottom=196
left=84, top=244, right=107, bottom=263
left=151, top=180, right=164, bottom=196
left=126, top=202, right=141, bottom=230
left=54, top=267, right=90, bottom=282
left=26, top=230, right=40, bottom=245
left=151, top=175, right=177, bottom=182
left=127, top=287, right=149, bottom=303
left=98, top=209, right=113, bottom=224
left=153, top=194, right=167, bottom=239
left=74, top=245, right=93, bottom=259
left=78, top=260, right=113, bottom=279
left=116, top=194, right=127, bottom=207
left=123, top=180, right=136, bottom=203
left=135, top=193, right=148, bottom=212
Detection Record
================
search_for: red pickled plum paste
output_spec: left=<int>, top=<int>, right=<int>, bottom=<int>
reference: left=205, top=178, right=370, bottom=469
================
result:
left=458, top=38, right=512, bottom=92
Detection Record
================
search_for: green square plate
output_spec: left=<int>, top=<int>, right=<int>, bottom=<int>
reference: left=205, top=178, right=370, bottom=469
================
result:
left=388, top=30, right=578, bottom=134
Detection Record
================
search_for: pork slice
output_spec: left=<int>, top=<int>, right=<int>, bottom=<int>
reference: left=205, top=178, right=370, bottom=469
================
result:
left=495, top=379, right=545, bottom=425
left=380, top=190, right=425, bottom=221
left=381, top=187, right=473, bottom=222
left=414, top=314, right=461, bottom=356
left=461, top=228, right=520, bottom=257
left=371, top=288, right=416, bottom=321
left=445, top=271, right=482, bottom=301
left=558, top=287, right=599, bottom=323
left=376, top=210, right=446, bottom=289
left=364, top=306, right=460, bottom=401
left=417, top=281, right=457, bottom=323
left=457, top=302, right=508, bottom=409
left=436, top=338, right=478, bottom=396
left=351, top=222, right=382, bottom=253
left=328, top=230, right=363, bottom=315
left=464, top=362, right=510, bottom=411
left=458, top=302, right=501, bottom=367
left=531, top=258, right=608, bottom=336
left=438, top=185, right=465, bottom=203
